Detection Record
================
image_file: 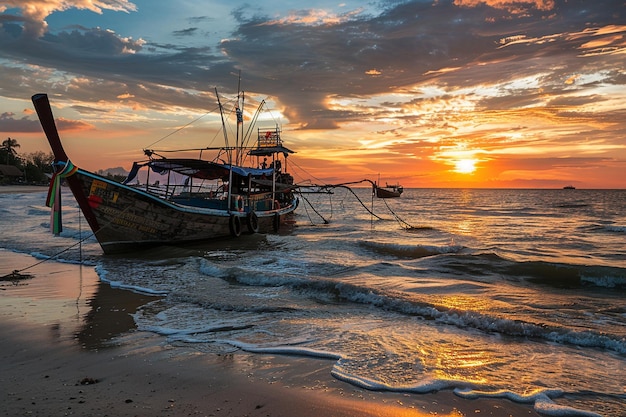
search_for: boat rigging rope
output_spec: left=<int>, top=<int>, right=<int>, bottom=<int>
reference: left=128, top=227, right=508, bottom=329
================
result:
left=333, top=184, right=384, bottom=221
left=297, top=192, right=329, bottom=224
left=326, top=190, right=335, bottom=220
left=380, top=196, right=417, bottom=229
left=294, top=178, right=423, bottom=230
left=143, top=101, right=224, bottom=150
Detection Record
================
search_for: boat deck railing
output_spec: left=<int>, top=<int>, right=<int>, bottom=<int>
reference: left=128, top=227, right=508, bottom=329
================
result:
left=131, top=183, right=220, bottom=201
left=257, top=127, right=281, bottom=148
left=132, top=183, right=285, bottom=212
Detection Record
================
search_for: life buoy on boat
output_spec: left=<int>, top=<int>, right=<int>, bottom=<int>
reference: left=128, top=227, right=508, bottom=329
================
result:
left=272, top=212, right=280, bottom=233
left=246, top=211, right=259, bottom=234
left=229, top=214, right=242, bottom=237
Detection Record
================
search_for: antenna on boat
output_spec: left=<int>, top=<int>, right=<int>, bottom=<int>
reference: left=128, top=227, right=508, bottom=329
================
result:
left=235, top=70, right=244, bottom=166
left=238, top=91, right=245, bottom=165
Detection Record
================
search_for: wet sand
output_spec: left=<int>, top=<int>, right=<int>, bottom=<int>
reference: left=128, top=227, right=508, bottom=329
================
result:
left=1, top=252, right=541, bottom=417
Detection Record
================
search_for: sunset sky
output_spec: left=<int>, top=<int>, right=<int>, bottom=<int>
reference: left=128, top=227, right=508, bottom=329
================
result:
left=0, top=0, right=624, bottom=188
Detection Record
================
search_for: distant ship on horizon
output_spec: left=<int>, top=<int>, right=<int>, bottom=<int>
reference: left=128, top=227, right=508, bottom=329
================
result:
left=563, top=185, right=576, bottom=189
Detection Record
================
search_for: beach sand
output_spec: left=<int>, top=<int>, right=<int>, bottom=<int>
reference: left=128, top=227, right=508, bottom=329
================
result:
left=1, top=251, right=541, bottom=417
left=0, top=185, right=49, bottom=194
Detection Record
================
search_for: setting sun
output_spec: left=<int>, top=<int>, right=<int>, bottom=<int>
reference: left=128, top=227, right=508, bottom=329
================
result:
left=455, top=159, right=477, bottom=174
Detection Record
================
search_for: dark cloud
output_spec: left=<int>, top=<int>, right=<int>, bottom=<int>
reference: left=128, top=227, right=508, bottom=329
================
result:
left=0, top=112, right=42, bottom=132
left=40, top=27, right=143, bottom=55
left=173, top=27, right=198, bottom=37
left=0, top=111, right=92, bottom=132
left=0, top=0, right=623, bottom=131
left=218, top=0, right=624, bottom=127
left=70, top=105, right=110, bottom=114
left=188, top=16, right=213, bottom=23
left=0, top=21, right=228, bottom=107
left=0, top=113, right=41, bottom=133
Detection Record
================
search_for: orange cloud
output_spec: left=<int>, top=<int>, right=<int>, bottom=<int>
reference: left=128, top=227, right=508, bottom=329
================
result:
left=454, top=0, right=555, bottom=12
left=263, top=8, right=362, bottom=27
left=56, top=117, right=94, bottom=131
left=2, top=0, right=137, bottom=38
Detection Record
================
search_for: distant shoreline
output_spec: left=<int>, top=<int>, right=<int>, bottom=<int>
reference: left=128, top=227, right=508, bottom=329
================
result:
left=0, top=185, right=48, bottom=194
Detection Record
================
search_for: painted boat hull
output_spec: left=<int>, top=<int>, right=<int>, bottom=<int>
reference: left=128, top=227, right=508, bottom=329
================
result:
left=70, top=169, right=297, bottom=254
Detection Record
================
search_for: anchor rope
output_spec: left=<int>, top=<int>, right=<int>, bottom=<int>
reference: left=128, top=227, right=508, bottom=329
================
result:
left=333, top=184, right=383, bottom=221
left=1, top=195, right=136, bottom=279
left=294, top=180, right=420, bottom=228
left=297, top=192, right=329, bottom=224
left=380, top=197, right=416, bottom=229
left=0, top=225, right=93, bottom=279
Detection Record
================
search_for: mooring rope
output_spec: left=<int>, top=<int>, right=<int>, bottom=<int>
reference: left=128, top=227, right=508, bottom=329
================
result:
left=333, top=185, right=384, bottom=220
left=380, top=196, right=416, bottom=229
left=0, top=198, right=136, bottom=280
left=294, top=180, right=423, bottom=230
left=0, top=230, right=93, bottom=280
left=297, top=192, right=330, bottom=224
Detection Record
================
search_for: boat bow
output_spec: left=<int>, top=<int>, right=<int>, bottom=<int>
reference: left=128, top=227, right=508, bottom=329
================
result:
left=32, top=93, right=102, bottom=235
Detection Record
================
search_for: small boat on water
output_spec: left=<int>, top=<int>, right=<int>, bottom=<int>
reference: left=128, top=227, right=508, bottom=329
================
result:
left=374, top=182, right=404, bottom=198
left=31, top=87, right=299, bottom=254
left=563, top=185, right=576, bottom=189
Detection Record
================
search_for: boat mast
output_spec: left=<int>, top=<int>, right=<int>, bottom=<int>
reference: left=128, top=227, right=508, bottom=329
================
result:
left=235, top=70, right=244, bottom=166
left=216, top=86, right=235, bottom=212
left=215, top=87, right=230, bottom=163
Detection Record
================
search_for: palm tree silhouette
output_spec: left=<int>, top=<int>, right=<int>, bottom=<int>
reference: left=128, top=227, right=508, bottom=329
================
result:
left=2, top=137, right=20, bottom=165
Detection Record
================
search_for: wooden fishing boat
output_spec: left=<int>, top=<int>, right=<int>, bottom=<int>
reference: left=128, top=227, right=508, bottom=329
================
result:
left=31, top=90, right=299, bottom=254
left=374, top=182, right=403, bottom=198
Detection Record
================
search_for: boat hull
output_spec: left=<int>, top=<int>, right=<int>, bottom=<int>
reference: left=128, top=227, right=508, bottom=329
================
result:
left=68, top=169, right=297, bottom=254
left=32, top=92, right=298, bottom=255
left=375, top=187, right=402, bottom=198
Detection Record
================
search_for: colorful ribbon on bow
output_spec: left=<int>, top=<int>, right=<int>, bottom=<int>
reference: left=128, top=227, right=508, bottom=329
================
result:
left=46, top=160, right=78, bottom=235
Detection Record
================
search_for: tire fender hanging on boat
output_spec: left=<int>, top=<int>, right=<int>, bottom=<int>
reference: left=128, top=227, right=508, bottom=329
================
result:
left=246, top=211, right=259, bottom=234
left=229, top=214, right=242, bottom=237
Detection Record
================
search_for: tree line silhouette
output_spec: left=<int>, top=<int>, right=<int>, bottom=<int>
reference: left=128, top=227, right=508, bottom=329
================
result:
left=1, top=137, right=54, bottom=185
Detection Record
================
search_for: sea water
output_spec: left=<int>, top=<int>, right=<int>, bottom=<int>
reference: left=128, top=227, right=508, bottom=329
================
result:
left=1, top=188, right=625, bottom=416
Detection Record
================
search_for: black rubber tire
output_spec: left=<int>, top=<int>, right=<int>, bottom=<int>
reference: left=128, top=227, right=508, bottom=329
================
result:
left=246, top=211, right=259, bottom=234
left=229, top=214, right=242, bottom=237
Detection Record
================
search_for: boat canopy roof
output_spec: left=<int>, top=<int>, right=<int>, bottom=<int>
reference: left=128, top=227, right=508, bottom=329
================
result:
left=249, top=145, right=294, bottom=157
left=151, top=158, right=275, bottom=179
left=123, top=158, right=275, bottom=184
